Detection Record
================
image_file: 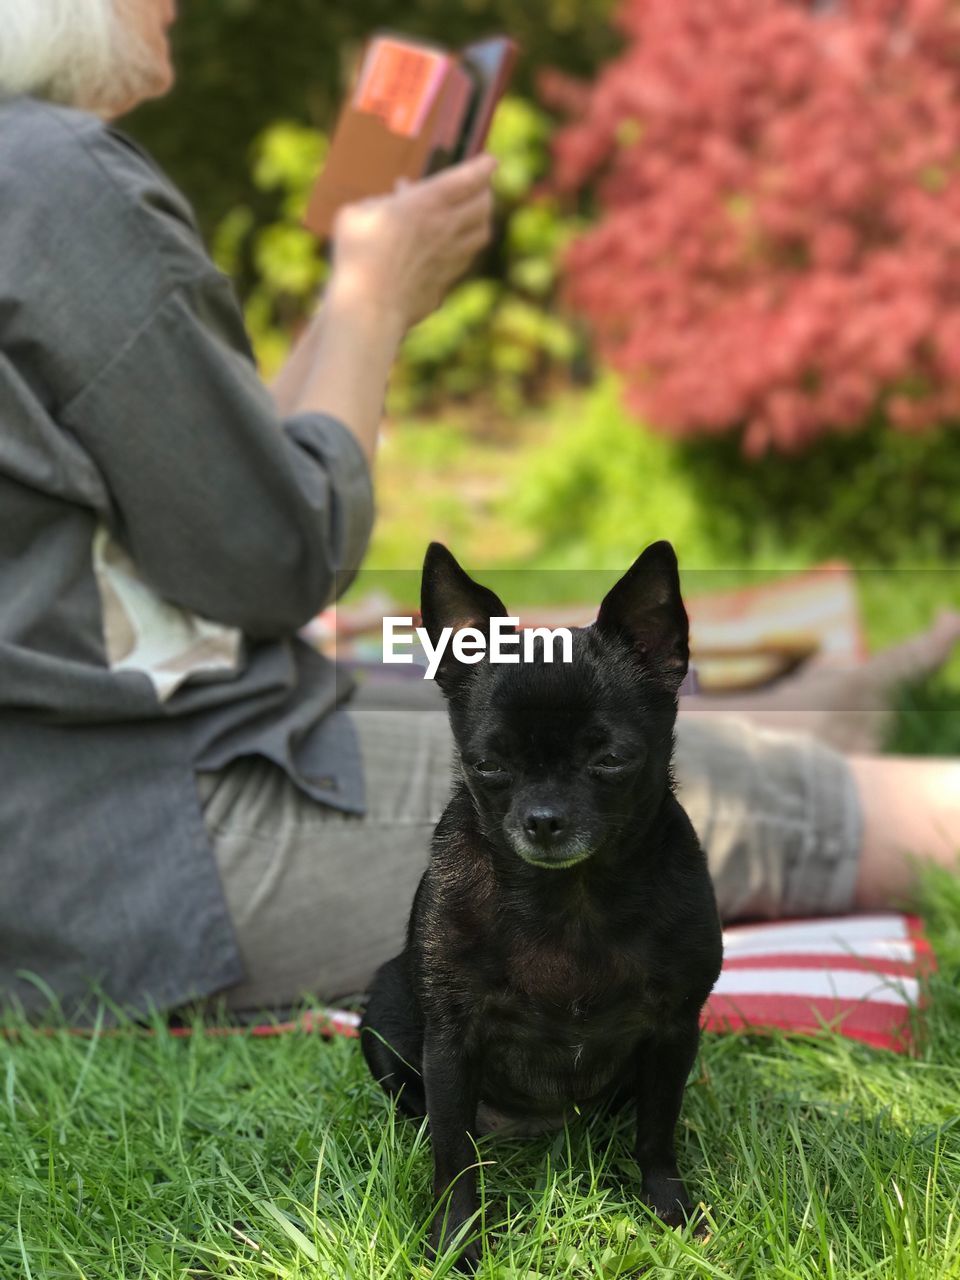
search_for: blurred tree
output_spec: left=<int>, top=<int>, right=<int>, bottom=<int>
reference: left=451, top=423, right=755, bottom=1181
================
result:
left=126, top=0, right=618, bottom=241
left=549, top=0, right=960, bottom=455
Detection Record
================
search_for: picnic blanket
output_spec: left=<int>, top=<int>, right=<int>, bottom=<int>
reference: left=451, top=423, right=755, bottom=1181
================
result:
left=175, top=912, right=931, bottom=1055
left=701, top=912, right=933, bottom=1051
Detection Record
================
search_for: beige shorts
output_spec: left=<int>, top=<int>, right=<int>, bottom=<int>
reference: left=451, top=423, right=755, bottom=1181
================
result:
left=196, top=701, right=863, bottom=1012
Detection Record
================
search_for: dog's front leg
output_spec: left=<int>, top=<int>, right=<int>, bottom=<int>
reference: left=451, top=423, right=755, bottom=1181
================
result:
left=423, top=1020, right=483, bottom=1271
left=632, top=1016, right=702, bottom=1230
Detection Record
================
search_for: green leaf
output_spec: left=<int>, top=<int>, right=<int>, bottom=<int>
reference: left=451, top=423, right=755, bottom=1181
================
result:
left=259, top=1200, right=319, bottom=1262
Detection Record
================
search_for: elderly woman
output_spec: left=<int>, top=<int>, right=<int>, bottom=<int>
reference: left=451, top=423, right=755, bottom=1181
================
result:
left=1, top=0, right=958, bottom=1021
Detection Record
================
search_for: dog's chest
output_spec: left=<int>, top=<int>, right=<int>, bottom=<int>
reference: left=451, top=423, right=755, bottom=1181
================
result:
left=472, top=929, right=666, bottom=1113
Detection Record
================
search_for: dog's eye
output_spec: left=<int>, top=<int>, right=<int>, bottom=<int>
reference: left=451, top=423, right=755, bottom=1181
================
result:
left=594, top=753, right=627, bottom=770
left=473, top=758, right=504, bottom=776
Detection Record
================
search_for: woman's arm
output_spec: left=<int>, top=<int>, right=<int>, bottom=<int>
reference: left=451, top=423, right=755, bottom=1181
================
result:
left=270, top=291, right=404, bottom=466
left=271, top=155, right=497, bottom=463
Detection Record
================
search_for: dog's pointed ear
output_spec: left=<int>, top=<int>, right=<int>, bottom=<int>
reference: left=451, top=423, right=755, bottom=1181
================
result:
left=595, top=541, right=689, bottom=690
left=420, top=543, right=508, bottom=689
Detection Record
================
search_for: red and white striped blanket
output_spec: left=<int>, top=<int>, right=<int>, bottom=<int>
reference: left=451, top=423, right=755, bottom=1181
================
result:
left=701, top=912, right=934, bottom=1051
left=218, top=912, right=932, bottom=1055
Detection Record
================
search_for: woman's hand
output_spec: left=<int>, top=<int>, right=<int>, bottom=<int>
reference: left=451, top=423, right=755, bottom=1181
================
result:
left=271, top=155, right=496, bottom=463
left=327, top=154, right=497, bottom=333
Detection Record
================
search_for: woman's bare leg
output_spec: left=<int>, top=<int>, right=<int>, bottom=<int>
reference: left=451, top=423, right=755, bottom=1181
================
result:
left=848, top=755, right=960, bottom=910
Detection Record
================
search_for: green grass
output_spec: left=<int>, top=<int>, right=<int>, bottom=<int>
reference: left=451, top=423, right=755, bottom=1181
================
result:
left=2, top=864, right=960, bottom=1279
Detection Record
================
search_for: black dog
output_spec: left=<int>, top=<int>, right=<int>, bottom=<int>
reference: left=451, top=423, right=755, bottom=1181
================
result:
left=361, top=541, right=723, bottom=1269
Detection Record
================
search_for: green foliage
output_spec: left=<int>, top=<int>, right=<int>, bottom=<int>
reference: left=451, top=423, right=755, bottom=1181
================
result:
left=391, top=98, right=584, bottom=414
left=506, top=379, right=960, bottom=569
left=211, top=98, right=584, bottom=405
left=505, top=378, right=752, bottom=570
left=682, top=419, right=960, bottom=566
left=249, top=121, right=328, bottom=217
left=888, top=672, right=960, bottom=757
left=211, top=122, right=328, bottom=375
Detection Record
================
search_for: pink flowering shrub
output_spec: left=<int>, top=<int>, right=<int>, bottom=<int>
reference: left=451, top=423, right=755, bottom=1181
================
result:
left=546, top=0, right=960, bottom=453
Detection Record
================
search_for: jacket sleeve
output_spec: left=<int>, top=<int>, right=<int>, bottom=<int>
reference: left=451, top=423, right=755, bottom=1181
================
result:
left=60, top=272, right=374, bottom=639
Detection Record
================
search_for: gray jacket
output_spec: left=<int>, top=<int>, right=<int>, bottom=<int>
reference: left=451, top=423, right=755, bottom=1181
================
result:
left=0, top=97, right=374, bottom=1017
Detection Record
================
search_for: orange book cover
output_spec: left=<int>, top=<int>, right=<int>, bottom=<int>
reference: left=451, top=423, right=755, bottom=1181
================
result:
left=304, top=34, right=517, bottom=239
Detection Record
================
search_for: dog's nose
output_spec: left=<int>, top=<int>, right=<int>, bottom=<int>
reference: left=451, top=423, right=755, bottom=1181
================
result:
left=523, top=807, right=568, bottom=846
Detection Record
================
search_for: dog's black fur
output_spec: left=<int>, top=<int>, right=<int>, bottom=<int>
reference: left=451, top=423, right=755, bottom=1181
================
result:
left=361, top=541, right=723, bottom=1269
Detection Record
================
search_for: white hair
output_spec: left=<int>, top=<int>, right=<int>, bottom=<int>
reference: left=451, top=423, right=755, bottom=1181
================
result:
left=0, top=0, right=157, bottom=115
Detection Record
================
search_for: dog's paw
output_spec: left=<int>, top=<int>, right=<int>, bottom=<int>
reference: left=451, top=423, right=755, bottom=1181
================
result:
left=427, top=1218, right=483, bottom=1273
left=641, top=1172, right=696, bottom=1231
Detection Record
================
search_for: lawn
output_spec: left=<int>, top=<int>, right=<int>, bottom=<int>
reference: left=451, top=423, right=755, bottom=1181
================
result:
left=3, top=385, right=959, bottom=1278
left=2, top=863, right=959, bottom=1278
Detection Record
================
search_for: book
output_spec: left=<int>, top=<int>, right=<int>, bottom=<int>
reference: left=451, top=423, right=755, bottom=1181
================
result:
left=304, top=33, right=518, bottom=239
